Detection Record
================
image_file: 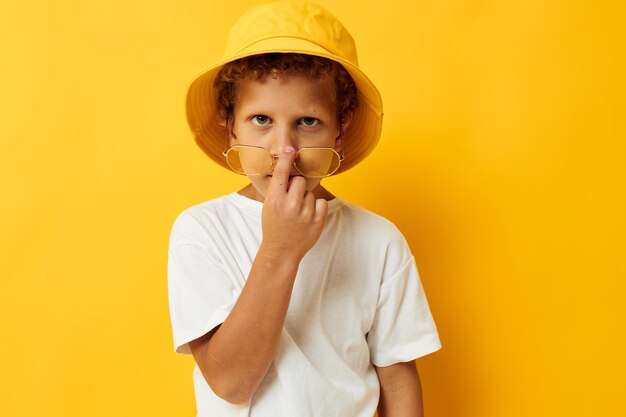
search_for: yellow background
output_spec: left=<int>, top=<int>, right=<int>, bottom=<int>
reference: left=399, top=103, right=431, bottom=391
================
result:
left=1, top=0, right=623, bottom=416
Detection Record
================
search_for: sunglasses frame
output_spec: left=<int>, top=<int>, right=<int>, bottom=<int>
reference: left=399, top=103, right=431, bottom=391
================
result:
left=223, top=145, right=345, bottom=178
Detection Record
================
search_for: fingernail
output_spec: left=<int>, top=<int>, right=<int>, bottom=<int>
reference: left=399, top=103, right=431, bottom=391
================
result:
left=284, top=146, right=295, bottom=154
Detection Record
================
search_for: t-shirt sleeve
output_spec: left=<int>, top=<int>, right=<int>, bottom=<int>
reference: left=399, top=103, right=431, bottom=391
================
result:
left=167, top=212, right=238, bottom=355
left=366, top=253, right=442, bottom=367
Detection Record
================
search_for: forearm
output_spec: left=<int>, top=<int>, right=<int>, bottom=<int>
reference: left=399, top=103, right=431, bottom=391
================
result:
left=376, top=362, right=424, bottom=417
left=192, top=246, right=301, bottom=404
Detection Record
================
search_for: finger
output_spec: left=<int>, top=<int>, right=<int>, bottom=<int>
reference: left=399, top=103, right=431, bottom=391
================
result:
left=313, top=198, right=329, bottom=225
left=269, top=147, right=296, bottom=194
left=287, top=175, right=307, bottom=199
left=300, top=190, right=316, bottom=217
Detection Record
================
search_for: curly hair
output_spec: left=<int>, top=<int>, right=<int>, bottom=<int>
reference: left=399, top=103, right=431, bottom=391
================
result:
left=214, top=53, right=359, bottom=126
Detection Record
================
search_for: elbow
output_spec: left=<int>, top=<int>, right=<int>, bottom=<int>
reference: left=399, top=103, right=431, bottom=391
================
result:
left=204, top=373, right=255, bottom=405
left=189, top=330, right=256, bottom=405
left=219, top=392, right=253, bottom=406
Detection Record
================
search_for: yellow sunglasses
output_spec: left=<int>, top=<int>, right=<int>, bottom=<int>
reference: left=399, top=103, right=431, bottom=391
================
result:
left=223, top=145, right=344, bottom=178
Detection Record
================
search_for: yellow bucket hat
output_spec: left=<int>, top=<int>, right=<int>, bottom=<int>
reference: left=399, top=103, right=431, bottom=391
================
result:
left=185, top=0, right=383, bottom=174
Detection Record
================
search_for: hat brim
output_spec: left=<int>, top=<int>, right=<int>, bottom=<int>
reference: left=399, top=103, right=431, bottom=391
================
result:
left=185, top=37, right=383, bottom=174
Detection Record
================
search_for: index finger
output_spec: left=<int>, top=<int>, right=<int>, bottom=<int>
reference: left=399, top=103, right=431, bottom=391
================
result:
left=269, top=146, right=296, bottom=193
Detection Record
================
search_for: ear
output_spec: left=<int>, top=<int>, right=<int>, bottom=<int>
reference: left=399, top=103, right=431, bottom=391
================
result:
left=340, top=110, right=354, bottom=132
left=335, top=110, right=353, bottom=152
left=226, top=115, right=237, bottom=147
left=334, top=135, right=343, bottom=154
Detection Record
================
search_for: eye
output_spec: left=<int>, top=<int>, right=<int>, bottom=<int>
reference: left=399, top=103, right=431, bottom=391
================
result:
left=300, top=117, right=320, bottom=127
left=251, top=115, right=270, bottom=126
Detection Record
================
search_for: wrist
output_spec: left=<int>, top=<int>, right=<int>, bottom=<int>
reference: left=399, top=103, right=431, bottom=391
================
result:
left=256, top=243, right=303, bottom=268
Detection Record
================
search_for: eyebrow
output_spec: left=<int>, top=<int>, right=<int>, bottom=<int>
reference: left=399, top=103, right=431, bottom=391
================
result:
left=240, top=110, right=330, bottom=120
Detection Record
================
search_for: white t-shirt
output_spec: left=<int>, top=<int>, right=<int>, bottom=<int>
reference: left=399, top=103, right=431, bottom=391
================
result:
left=168, top=192, right=441, bottom=417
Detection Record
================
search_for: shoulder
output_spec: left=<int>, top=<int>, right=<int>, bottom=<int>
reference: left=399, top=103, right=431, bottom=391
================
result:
left=334, top=199, right=406, bottom=240
left=332, top=199, right=412, bottom=260
left=169, top=193, right=244, bottom=247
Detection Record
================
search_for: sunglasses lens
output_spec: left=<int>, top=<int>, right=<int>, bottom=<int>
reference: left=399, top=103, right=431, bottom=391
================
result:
left=225, top=146, right=273, bottom=175
left=295, top=148, right=341, bottom=178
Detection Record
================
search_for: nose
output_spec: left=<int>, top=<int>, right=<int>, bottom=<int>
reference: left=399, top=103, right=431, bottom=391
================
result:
left=267, top=126, right=300, bottom=175
left=267, top=125, right=297, bottom=156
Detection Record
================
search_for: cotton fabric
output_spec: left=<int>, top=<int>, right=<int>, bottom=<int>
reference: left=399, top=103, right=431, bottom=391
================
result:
left=168, top=192, right=441, bottom=416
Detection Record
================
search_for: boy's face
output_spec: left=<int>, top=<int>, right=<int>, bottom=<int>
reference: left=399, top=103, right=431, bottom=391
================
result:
left=228, top=73, right=341, bottom=201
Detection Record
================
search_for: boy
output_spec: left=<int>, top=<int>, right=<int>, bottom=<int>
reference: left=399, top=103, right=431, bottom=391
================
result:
left=168, top=1, right=442, bottom=416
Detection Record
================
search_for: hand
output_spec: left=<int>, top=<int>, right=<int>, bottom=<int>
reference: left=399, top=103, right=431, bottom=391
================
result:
left=260, top=146, right=329, bottom=261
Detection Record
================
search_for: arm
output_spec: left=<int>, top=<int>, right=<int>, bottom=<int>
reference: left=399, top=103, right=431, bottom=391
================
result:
left=375, top=360, right=424, bottom=417
left=188, top=147, right=328, bottom=405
